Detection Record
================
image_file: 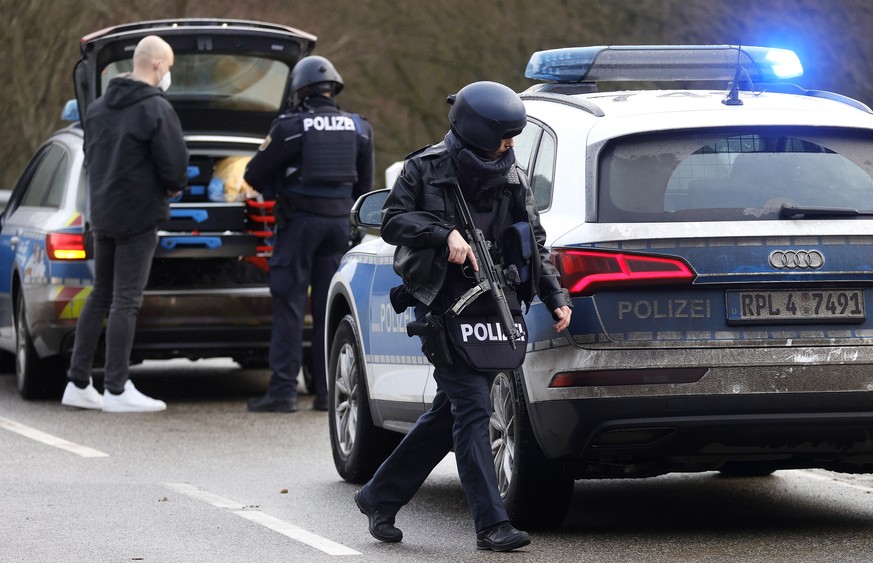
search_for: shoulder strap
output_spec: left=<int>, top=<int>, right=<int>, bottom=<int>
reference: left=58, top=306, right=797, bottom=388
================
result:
left=497, top=187, right=512, bottom=234
left=497, top=165, right=524, bottom=228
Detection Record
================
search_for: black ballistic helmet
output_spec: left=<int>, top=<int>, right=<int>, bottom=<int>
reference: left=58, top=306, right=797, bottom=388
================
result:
left=291, top=55, right=345, bottom=98
left=447, top=81, right=527, bottom=152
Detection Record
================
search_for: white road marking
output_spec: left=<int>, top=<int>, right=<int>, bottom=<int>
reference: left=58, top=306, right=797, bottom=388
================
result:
left=794, top=469, right=873, bottom=494
left=164, top=482, right=361, bottom=556
left=0, top=416, right=109, bottom=458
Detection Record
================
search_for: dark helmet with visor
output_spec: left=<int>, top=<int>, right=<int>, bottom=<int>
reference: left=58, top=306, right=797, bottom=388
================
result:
left=447, top=81, right=527, bottom=152
left=290, top=55, right=344, bottom=100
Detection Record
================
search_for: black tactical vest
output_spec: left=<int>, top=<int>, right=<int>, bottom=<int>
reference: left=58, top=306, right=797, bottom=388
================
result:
left=299, top=106, right=359, bottom=184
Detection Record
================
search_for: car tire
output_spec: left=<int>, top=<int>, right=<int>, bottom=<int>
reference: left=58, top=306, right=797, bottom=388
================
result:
left=328, top=314, right=400, bottom=483
left=490, top=369, right=574, bottom=530
left=15, top=292, right=62, bottom=399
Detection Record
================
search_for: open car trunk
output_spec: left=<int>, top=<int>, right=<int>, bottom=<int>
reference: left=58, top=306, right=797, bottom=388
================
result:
left=71, top=19, right=316, bottom=290
left=147, top=145, right=275, bottom=290
left=74, top=19, right=316, bottom=137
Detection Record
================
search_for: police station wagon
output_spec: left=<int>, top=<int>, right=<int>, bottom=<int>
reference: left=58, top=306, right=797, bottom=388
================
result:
left=325, top=45, right=873, bottom=528
left=0, top=19, right=318, bottom=398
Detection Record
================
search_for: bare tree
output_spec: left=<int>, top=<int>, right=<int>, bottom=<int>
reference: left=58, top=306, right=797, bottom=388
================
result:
left=3, top=0, right=873, bottom=189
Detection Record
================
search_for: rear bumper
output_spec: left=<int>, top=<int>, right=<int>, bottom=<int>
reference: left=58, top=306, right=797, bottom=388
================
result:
left=58, top=325, right=313, bottom=360
left=130, top=326, right=274, bottom=359
left=46, top=287, right=313, bottom=362
left=523, top=341, right=873, bottom=402
left=522, top=341, right=873, bottom=476
left=528, top=391, right=873, bottom=476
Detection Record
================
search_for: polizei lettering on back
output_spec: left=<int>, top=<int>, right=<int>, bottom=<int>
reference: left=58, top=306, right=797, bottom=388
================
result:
left=617, top=299, right=712, bottom=319
left=459, top=321, right=526, bottom=343
left=302, top=115, right=356, bottom=132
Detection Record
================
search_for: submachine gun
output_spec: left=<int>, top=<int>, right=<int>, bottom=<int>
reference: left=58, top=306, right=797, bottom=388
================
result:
left=430, top=178, right=525, bottom=349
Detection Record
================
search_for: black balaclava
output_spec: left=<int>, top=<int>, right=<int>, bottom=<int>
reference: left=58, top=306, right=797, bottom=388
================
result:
left=444, top=131, right=515, bottom=208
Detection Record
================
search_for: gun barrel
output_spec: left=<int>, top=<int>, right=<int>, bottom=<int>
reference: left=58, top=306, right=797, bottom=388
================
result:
left=491, top=288, right=522, bottom=349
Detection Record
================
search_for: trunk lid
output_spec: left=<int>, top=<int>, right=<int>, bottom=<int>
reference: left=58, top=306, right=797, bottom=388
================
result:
left=73, top=18, right=316, bottom=138
left=555, top=226, right=873, bottom=349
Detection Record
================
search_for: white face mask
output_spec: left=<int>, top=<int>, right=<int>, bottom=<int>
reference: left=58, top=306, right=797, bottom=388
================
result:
left=158, top=70, right=172, bottom=92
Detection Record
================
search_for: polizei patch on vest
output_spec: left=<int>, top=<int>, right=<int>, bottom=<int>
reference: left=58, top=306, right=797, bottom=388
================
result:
left=458, top=320, right=526, bottom=344
left=302, top=115, right=356, bottom=132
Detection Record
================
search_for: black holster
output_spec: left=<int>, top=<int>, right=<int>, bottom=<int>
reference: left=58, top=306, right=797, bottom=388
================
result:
left=389, top=284, right=417, bottom=314
left=406, top=311, right=454, bottom=370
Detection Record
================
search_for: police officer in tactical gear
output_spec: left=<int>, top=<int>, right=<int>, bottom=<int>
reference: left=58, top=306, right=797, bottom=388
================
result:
left=353, top=81, right=572, bottom=552
left=244, top=55, right=375, bottom=412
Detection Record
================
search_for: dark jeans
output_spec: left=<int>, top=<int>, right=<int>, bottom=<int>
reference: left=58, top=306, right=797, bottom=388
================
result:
left=267, top=210, right=346, bottom=399
left=67, top=229, right=158, bottom=394
left=358, top=361, right=509, bottom=533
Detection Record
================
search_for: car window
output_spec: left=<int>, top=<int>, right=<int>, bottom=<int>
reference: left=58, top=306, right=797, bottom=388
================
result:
left=43, top=150, right=69, bottom=209
left=19, top=144, right=68, bottom=209
left=513, top=123, right=540, bottom=173
left=598, top=127, right=873, bottom=222
left=5, top=149, right=47, bottom=216
left=529, top=130, right=556, bottom=210
left=103, top=54, right=291, bottom=112
left=77, top=169, right=88, bottom=213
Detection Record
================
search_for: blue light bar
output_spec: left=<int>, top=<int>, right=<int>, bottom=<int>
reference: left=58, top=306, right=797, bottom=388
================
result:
left=525, top=45, right=803, bottom=83
left=60, top=99, right=80, bottom=121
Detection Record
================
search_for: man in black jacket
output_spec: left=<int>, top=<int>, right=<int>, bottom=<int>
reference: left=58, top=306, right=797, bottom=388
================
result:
left=244, top=56, right=374, bottom=413
left=61, top=35, right=188, bottom=413
left=353, top=82, right=571, bottom=552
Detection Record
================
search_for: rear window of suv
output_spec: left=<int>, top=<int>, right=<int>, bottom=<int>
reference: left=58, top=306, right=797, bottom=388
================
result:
left=102, top=54, right=290, bottom=112
left=598, top=127, right=873, bottom=222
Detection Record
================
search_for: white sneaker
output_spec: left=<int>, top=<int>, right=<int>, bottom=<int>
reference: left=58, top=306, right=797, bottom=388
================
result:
left=61, top=380, right=103, bottom=410
left=102, top=380, right=167, bottom=413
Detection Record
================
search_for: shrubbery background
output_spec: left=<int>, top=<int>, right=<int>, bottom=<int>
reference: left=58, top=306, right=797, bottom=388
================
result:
left=3, top=0, right=872, bottom=188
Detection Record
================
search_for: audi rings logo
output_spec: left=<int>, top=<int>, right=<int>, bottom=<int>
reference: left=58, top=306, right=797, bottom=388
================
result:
left=768, top=249, right=825, bottom=270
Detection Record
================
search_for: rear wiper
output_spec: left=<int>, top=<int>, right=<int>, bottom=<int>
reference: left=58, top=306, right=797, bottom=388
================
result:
left=779, top=203, right=873, bottom=219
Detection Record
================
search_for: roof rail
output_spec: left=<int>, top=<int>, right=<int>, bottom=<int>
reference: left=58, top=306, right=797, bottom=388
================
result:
left=806, top=90, right=873, bottom=113
left=759, top=83, right=873, bottom=113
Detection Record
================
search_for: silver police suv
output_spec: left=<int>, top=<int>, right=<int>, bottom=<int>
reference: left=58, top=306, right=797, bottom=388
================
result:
left=325, top=45, right=873, bottom=528
left=0, top=20, right=317, bottom=398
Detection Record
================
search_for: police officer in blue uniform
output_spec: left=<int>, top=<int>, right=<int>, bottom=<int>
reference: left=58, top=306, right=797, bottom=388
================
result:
left=353, top=82, right=571, bottom=552
left=244, top=56, right=374, bottom=412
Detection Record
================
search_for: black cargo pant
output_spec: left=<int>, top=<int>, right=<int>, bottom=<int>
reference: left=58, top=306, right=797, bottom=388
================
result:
left=67, top=229, right=158, bottom=394
left=357, top=360, right=509, bottom=533
left=267, top=210, right=347, bottom=400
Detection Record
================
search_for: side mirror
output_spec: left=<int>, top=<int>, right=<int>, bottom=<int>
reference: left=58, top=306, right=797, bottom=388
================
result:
left=350, top=189, right=389, bottom=236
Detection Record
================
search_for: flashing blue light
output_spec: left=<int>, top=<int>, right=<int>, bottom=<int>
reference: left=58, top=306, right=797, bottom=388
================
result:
left=60, top=99, right=80, bottom=122
left=525, top=45, right=803, bottom=84
left=765, top=48, right=804, bottom=79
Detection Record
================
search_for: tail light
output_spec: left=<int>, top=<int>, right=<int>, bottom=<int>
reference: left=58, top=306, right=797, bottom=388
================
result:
left=46, top=233, right=87, bottom=260
left=551, top=248, right=694, bottom=296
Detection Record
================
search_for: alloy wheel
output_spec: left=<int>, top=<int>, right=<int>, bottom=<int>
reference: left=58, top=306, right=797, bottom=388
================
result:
left=489, top=372, right=516, bottom=498
left=333, top=341, right=359, bottom=457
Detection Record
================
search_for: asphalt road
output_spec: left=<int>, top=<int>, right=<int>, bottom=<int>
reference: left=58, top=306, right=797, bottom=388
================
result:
left=2, top=358, right=873, bottom=563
